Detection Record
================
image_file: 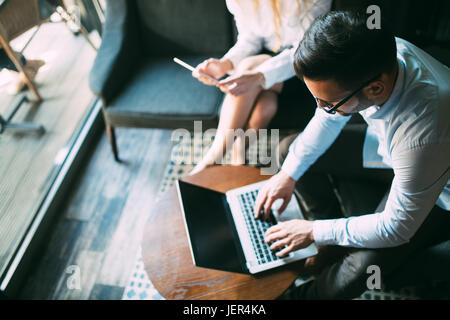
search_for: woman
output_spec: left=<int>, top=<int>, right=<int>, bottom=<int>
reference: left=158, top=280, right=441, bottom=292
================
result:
left=190, top=0, right=332, bottom=174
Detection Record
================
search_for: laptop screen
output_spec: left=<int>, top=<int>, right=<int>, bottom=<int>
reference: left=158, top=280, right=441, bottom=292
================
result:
left=177, top=180, right=247, bottom=274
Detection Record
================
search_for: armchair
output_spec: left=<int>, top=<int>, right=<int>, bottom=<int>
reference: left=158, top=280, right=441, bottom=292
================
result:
left=89, top=0, right=234, bottom=161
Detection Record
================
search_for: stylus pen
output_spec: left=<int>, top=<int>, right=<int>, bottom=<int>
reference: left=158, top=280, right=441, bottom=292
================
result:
left=173, top=57, right=220, bottom=84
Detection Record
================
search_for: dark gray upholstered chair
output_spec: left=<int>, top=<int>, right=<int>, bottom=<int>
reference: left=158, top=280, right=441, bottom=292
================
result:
left=89, top=0, right=233, bottom=161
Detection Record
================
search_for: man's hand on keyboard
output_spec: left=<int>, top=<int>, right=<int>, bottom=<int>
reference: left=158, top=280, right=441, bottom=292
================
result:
left=264, top=220, right=314, bottom=257
left=254, top=170, right=296, bottom=220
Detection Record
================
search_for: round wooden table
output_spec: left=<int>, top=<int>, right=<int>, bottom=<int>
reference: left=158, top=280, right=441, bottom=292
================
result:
left=142, top=165, right=305, bottom=300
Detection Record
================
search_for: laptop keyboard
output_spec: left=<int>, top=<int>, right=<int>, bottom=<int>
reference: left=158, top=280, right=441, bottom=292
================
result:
left=238, top=190, right=281, bottom=265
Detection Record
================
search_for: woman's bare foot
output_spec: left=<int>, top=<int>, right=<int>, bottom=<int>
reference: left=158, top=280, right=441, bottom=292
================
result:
left=189, top=161, right=212, bottom=175
left=189, top=143, right=226, bottom=175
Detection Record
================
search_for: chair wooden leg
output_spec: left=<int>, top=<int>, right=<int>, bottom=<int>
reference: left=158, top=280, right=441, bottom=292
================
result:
left=74, top=21, right=98, bottom=51
left=0, top=34, right=42, bottom=102
left=106, top=123, right=120, bottom=162
left=56, top=5, right=98, bottom=51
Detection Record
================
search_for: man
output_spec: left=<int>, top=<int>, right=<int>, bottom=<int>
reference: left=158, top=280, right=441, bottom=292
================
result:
left=254, top=11, right=450, bottom=299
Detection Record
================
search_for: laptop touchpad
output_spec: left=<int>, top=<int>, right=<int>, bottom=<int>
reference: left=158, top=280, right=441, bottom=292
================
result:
left=274, top=197, right=303, bottom=222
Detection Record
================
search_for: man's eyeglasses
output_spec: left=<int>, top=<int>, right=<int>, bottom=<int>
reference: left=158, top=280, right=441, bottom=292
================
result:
left=314, top=74, right=381, bottom=114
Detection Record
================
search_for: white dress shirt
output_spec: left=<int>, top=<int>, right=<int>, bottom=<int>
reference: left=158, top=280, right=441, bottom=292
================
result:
left=281, top=38, right=450, bottom=248
left=222, top=0, right=332, bottom=89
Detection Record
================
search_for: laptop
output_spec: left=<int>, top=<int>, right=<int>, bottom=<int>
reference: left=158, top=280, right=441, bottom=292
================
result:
left=176, top=179, right=318, bottom=274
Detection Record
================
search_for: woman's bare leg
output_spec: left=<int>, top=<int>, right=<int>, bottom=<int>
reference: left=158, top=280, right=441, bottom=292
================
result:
left=190, top=54, right=272, bottom=174
left=190, top=88, right=261, bottom=173
left=246, top=89, right=280, bottom=131
left=222, top=87, right=283, bottom=166
left=239, top=87, right=281, bottom=166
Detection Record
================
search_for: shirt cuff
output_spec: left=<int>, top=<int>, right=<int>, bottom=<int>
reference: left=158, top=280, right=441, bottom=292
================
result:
left=312, top=219, right=337, bottom=246
left=280, top=151, right=305, bottom=181
left=221, top=54, right=240, bottom=73
left=254, top=57, right=296, bottom=90
left=255, top=66, right=278, bottom=90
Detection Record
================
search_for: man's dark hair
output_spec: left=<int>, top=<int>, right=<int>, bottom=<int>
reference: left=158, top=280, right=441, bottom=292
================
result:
left=294, top=11, right=397, bottom=90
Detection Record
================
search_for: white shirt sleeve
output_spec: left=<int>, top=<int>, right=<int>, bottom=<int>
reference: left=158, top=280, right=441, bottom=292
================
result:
left=254, top=48, right=296, bottom=89
left=221, top=0, right=263, bottom=69
left=313, top=143, right=450, bottom=248
left=281, top=108, right=351, bottom=181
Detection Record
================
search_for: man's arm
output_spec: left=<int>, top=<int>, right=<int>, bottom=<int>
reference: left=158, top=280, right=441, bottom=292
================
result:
left=313, top=143, right=450, bottom=248
left=281, top=108, right=351, bottom=181
left=255, top=108, right=350, bottom=219
left=263, top=142, right=449, bottom=256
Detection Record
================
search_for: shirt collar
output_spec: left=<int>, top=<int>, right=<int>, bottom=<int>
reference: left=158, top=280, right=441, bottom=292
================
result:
left=363, top=56, right=406, bottom=120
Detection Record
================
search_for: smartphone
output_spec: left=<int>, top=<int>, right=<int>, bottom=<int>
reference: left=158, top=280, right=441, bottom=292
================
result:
left=173, top=57, right=220, bottom=85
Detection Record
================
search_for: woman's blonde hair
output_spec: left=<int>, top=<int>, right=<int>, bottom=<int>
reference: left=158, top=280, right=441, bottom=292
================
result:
left=238, top=0, right=313, bottom=52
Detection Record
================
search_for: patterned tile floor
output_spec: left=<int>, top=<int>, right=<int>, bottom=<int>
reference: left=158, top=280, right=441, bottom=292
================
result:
left=122, top=249, right=164, bottom=300
left=122, top=133, right=420, bottom=300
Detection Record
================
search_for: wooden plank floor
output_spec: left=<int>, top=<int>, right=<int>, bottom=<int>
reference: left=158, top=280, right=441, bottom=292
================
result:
left=18, top=128, right=174, bottom=299
left=0, top=22, right=98, bottom=277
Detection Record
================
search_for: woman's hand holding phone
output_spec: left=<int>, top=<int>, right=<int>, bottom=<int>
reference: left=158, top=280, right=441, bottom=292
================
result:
left=193, top=58, right=233, bottom=86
